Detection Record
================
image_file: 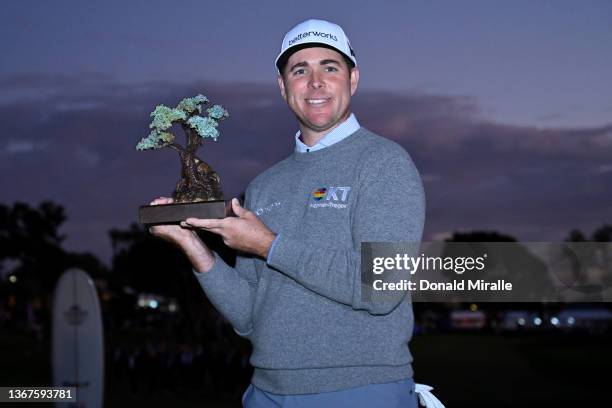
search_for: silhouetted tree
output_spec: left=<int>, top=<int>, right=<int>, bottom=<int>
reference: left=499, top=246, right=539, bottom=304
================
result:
left=109, top=223, right=235, bottom=340
left=592, top=224, right=612, bottom=242
left=442, top=230, right=549, bottom=311
left=564, top=224, right=612, bottom=295
left=565, top=229, right=587, bottom=242
left=447, top=231, right=517, bottom=242
left=0, top=201, right=107, bottom=296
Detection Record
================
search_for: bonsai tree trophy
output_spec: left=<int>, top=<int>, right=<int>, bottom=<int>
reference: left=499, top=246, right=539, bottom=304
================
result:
left=137, top=94, right=229, bottom=224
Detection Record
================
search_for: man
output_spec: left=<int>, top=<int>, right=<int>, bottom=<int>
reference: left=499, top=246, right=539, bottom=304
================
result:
left=150, top=19, right=425, bottom=407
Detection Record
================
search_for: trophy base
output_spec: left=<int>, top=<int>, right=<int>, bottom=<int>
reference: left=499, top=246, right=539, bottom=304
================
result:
left=139, top=200, right=229, bottom=224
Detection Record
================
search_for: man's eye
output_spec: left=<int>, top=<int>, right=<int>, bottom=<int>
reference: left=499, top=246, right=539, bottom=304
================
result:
left=293, top=68, right=305, bottom=75
left=325, top=66, right=338, bottom=72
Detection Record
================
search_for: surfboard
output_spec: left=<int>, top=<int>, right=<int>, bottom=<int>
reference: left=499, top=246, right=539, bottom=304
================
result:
left=52, top=268, right=104, bottom=408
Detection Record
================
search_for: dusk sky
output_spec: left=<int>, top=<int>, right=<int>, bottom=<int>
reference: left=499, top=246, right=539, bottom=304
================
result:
left=1, top=0, right=611, bottom=263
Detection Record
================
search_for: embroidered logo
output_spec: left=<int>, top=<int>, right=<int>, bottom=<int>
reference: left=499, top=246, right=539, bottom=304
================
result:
left=255, top=201, right=281, bottom=216
left=309, top=186, right=351, bottom=209
left=312, top=188, right=327, bottom=201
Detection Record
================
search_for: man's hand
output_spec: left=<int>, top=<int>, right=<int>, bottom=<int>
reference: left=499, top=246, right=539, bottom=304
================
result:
left=182, top=198, right=276, bottom=259
left=148, top=197, right=215, bottom=272
left=148, top=197, right=194, bottom=244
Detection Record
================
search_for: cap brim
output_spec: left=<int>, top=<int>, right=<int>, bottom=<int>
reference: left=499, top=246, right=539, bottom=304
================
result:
left=275, top=42, right=355, bottom=73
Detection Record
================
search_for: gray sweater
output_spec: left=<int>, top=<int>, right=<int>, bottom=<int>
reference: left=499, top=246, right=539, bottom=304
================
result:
left=194, top=127, right=426, bottom=394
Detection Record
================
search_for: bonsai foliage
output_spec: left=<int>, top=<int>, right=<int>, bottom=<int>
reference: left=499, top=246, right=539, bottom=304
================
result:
left=137, top=94, right=229, bottom=203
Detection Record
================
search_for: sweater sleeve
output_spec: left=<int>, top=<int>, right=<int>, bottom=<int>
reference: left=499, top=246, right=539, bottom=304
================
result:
left=267, top=149, right=425, bottom=315
left=193, top=252, right=257, bottom=337
left=192, top=189, right=258, bottom=337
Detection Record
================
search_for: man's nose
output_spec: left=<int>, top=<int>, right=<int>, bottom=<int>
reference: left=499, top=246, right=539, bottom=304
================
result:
left=308, top=71, right=324, bottom=89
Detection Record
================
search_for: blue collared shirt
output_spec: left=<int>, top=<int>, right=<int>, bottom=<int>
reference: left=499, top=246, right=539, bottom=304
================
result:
left=267, top=113, right=361, bottom=263
left=294, top=113, right=361, bottom=153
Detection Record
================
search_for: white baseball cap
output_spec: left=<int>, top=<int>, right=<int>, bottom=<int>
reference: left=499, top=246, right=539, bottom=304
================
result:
left=275, top=19, right=357, bottom=72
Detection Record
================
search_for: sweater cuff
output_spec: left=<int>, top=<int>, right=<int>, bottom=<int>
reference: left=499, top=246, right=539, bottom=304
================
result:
left=192, top=252, right=231, bottom=290
left=266, top=234, right=299, bottom=276
left=266, top=234, right=281, bottom=264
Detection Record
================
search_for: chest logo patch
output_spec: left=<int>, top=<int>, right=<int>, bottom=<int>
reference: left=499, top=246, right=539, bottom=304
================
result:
left=312, top=188, right=327, bottom=201
left=309, top=186, right=351, bottom=209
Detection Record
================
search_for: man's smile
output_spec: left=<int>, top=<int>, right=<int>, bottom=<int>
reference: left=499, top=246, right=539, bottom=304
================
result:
left=305, top=98, right=331, bottom=105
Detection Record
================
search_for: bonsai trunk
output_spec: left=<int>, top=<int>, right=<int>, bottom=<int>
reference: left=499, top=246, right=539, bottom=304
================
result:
left=173, top=126, right=223, bottom=203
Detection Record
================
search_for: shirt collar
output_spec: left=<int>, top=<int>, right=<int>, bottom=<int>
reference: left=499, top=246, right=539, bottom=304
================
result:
left=294, top=113, right=361, bottom=153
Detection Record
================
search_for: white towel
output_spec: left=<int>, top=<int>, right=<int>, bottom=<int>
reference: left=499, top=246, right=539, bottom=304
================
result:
left=415, top=383, right=445, bottom=408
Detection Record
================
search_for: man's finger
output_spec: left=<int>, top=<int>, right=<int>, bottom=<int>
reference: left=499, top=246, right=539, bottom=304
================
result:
left=185, top=218, right=225, bottom=229
left=150, top=197, right=174, bottom=205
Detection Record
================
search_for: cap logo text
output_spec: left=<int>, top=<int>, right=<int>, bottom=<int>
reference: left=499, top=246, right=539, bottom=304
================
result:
left=289, top=31, right=338, bottom=46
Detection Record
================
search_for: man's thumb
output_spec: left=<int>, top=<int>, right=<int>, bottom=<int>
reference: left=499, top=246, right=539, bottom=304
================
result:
left=232, top=198, right=246, bottom=217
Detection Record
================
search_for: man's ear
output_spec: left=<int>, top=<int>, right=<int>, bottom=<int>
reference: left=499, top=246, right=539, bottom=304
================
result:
left=277, top=74, right=287, bottom=101
left=349, top=67, right=360, bottom=96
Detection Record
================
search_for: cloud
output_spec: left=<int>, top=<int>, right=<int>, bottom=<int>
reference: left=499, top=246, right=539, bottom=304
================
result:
left=597, top=164, right=612, bottom=174
left=0, top=72, right=610, bottom=263
left=537, top=112, right=564, bottom=122
left=81, top=31, right=184, bottom=51
left=5, top=140, right=46, bottom=154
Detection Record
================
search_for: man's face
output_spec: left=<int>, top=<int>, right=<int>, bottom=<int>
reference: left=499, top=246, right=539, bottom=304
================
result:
left=278, top=47, right=359, bottom=135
